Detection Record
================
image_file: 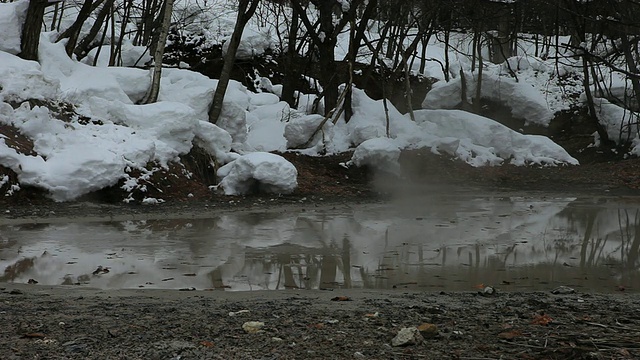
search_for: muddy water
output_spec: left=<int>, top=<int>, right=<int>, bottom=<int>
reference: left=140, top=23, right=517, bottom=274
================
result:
left=1, top=195, right=640, bottom=292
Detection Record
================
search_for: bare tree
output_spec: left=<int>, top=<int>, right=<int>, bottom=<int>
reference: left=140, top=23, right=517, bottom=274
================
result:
left=73, top=0, right=116, bottom=60
left=289, top=0, right=366, bottom=116
left=208, top=0, right=260, bottom=124
left=140, top=0, right=175, bottom=104
left=56, top=0, right=105, bottom=57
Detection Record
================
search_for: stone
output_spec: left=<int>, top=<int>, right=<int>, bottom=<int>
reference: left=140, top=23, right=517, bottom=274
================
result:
left=242, top=321, right=265, bottom=334
left=551, top=286, right=575, bottom=295
left=391, top=327, right=423, bottom=347
left=417, top=323, right=438, bottom=338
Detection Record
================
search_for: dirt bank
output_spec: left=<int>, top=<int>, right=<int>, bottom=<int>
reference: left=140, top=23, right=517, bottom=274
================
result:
left=1, top=284, right=639, bottom=359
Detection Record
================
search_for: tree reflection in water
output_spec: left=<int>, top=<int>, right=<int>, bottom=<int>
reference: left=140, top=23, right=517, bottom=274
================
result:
left=1, top=197, right=640, bottom=291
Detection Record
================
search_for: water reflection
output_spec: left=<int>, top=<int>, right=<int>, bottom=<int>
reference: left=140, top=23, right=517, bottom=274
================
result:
left=1, top=195, right=640, bottom=292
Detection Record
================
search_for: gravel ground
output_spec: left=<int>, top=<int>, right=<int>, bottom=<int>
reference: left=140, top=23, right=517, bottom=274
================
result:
left=2, top=284, right=640, bottom=359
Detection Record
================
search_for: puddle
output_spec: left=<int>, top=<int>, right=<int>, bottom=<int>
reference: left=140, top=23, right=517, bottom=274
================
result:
left=1, top=195, right=640, bottom=292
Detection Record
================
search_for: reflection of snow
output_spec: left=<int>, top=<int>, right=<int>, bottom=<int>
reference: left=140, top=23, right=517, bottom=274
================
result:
left=1, top=196, right=639, bottom=291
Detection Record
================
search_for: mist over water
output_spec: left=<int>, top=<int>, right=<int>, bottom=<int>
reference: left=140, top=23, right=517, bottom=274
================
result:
left=1, top=194, right=640, bottom=292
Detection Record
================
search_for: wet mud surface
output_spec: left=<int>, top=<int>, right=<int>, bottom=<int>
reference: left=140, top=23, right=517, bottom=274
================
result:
left=2, top=285, right=639, bottom=359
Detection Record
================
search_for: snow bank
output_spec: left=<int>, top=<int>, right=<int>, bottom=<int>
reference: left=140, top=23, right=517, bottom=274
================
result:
left=592, top=98, right=640, bottom=144
left=284, top=114, right=328, bottom=148
left=328, top=87, right=422, bottom=153
left=0, top=0, right=28, bottom=55
left=246, top=102, right=290, bottom=152
left=104, top=101, right=201, bottom=165
left=591, top=97, right=640, bottom=156
left=222, top=27, right=273, bottom=60
left=0, top=35, right=241, bottom=201
left=423, top=69, right=555, bottom=127
left=0, top=103, right=147, bottom=201
left=414, top=110, right=579, bottom=166
left=38, top=37, right=149, bottom=109
left=195, top=121, right=233, bottom=162
left=216, top=80, right=251, bottom=147
left=0, top=52, right=59, bottom=103
left=217, top=152, right=297, bottom=195
left=350, top=137, right=401, bottom=174
left=81, top=41, right=152, bottom=67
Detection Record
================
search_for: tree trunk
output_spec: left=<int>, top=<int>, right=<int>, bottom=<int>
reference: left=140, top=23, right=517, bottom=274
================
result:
left=56, top=0, right=102, bottom=57
left=208, top=0, right=260, bottom=124
left=115, top=0, right=134, bottom=66
left=621, top=33, right=640, bottom=113
left=20, top=0, right=49, bottom=61
left=474, top=34, right=484, bottom=114
left=490, top=5, right=513, bottom=64
left=74, top=0, right=114, bottom=60
left=582, top=56, right=613, bottom=146
left=281, top=5, right=299, bottom=107
left=140, top=0, right=174, bottom=104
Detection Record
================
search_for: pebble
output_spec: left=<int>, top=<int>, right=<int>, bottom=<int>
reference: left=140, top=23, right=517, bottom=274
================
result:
left=242, top=321, right=265, bottom=334
left=229, top=310, right=250, bottom=317
left=551, top=286, right=576, bottom=295
left=391, top=327, right=424, bottom=347
left=417, top=323, right=438, bottom=338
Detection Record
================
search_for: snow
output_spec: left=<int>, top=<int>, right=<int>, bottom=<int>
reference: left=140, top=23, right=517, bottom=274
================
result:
left=0, top=52, right=60, bottom=103
left=423, top=66, right=556, bottom=127
left=222, top=27, right=273, bottom=60
left=0, top=33, right=242, bottom=201
left=413, top=110, right=579, bottom=167
left=591, top=97, right=640, bottom=146
left=0, top=0, right=28, bottom=55
left=217, top=152, right=297, bottom=195
left=284, top=114, right=328, bottom=148
left=350, top=138, right=401, bottom=174
left=0, top=103, right=139, bottom=201
left=81, top=41, right=152, bottom=68
left=245, top=101, right=290, bottom=152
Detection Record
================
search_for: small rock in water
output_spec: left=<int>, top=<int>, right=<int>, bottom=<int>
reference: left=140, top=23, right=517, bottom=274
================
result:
left=242, top=321, right=265, bottom=334
left=482, top=286, right=495, bottom=296
left=391, top=327, right=423, bottom=347
left=28, top=279, right=38, bottom=284
left=551, top=286, right=575, bottom=295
